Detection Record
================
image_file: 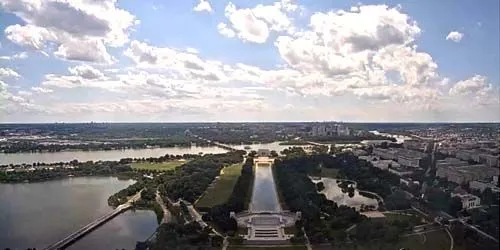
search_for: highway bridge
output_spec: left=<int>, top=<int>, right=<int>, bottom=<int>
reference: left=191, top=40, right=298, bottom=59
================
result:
left=43, top=192, right=141, bottom=250
left=191, top=135, right=239, bottom=151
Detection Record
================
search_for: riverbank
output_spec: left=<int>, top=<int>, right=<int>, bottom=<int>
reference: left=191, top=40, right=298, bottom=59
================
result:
left=0, top=177, right=156, bottom=250
left=0, top=154, right=201, bottom=183
left=0, top=137, right=212, bottom=154
left=0, top=145, right=228, bottom=166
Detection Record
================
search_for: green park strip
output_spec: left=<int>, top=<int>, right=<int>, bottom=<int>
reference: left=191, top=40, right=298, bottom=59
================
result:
left=382, top=212, right=426, bottom=225
left=317, top=167, right=339, bottom=178
left=332, top=229, right=456, bottom=250
left=131, top=160, right=187, bottom=171
left=195, top=163, right=243, bottom=209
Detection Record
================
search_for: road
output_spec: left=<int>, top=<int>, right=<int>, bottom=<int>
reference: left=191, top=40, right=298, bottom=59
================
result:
left=445, top=228, right=454, bottom=250
left=156, top=190, right=172, bottom=224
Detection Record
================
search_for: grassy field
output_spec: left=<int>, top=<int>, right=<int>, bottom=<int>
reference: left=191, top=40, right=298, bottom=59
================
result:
left=383, top=212, right=426, bottom=225
left=318, top=167, right=339, bottom=178
left=229, top=246, right=307, bottom=250
left=131, top=160, right=187, bottom=171
left=323, top=229, right=453, bottom=250
left=195, top=163, right=242, bottom=209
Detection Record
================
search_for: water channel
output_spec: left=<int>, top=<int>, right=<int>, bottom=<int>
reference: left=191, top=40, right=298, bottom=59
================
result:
left=369, top=130, right=412, bottom=143
left=0, top=145, right=228, bottom=165
left=0, top=177, right=158, bottom=250
left=230, top=141, right=308, bottom=154
left=311, top=177, right=379, bottom=211
left=249, top=160, right=281, bottom=212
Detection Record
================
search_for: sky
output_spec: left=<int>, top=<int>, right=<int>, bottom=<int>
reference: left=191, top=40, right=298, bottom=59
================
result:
left=0, top=0, right=499, bottom=123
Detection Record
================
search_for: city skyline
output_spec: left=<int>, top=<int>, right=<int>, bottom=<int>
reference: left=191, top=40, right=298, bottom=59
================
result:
left=0, top=0, right=499, bottom=123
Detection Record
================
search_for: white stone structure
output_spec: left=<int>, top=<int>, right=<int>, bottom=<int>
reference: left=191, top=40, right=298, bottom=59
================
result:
left=451, top=193, right=481, bottom=210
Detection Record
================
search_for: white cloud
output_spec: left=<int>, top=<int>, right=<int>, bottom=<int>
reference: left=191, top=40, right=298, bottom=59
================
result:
left=4, top=24, right=56, bottom=50
left=220, top=0, right=299, bottom=43
left=193, top=0, right=212, bottom=13
left=217, top=23, right=236, bottom=38
left=224, top=2, right=270, bottom=43
left=1, top=2, right=498, bottom=122
left=17, top=90, right=33, bottom=97
left=449, top=75, right=494, bottom=97
left=31, top=87, right=53, bottom=93
left=1, top=0, right=137, bottom=62
left=54, top=38, right=114, bottom=64
left=124, top=40, right=226, bottom=81
left=186, top=47, right=199, bottom=54
left=272, top=4, right=430, bottom=95
left=0, top=67, right=20, bottom=78
left=446, top=31, right=463, bottom=42
left=0, top=80, right=41, bottom=115
left=68, top=65, right=104, bottom=79
left=0, top=52, right=28, bottom=60
left=447, top=75, right=499, bottom=109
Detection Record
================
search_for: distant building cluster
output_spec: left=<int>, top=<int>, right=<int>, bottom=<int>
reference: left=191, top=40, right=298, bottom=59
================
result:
left=372, top=148, right=428, bottom=168
left=310, top=123, right=351, bottom=137
left=403, top=139, right=436, bottom=152
left=436, top=158, right=499, bottom=184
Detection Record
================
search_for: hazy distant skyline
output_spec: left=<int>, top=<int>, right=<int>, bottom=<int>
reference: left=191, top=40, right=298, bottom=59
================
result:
left=0, top=0, right=499, bottom=122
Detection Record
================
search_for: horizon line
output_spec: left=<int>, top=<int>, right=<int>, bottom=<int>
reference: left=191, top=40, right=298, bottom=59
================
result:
left=0, top=121, right=499, bottom=124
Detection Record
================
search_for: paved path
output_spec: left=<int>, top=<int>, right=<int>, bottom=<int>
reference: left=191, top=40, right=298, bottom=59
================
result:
left=302, top=227, right=312, bottom=250
left=156, top=190, right=172, bottom=224
left=445, top=228, right=454, bottom=250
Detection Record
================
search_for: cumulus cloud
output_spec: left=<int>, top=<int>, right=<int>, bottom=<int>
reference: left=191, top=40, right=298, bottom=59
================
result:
left=0, top=0, right=137, bottom=63
left=224, top=2, right=270, bottom=43
left=446, top=31, right=463, bottom=42
left=448, top=75, right=498, bottom=103
left=54, top=38, right=114, bottom=63
left=0, top=67, right=20, bottom=78
left=447, top=75, right=499, bottom=108
left=0, top=52, right=28, bottom=60
left=217, top=23, right=236, bottom=38
left=68, top=65, right=104, bottom=79
left=31, top=87, right=53, bottom=93
left=1, top=2, right=497, bottom=122
left=271, top=4, right=435, bottom=98
left=0, top=80, right=40, bottom=115
left=193, top=0, right=212, bottom=13
left=124, top=40, right=226, bottom=81
left=219, top=0, right=299, bottom=43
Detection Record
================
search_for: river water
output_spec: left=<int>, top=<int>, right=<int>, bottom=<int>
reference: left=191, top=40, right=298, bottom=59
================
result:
left=0, top=177, right=158, bottom=250
left=250, top=160, right=281, bottom=212
left=0, top=146, right=228, bottom=165
left=311, top=177, right=378, bottom=211
left=231, top=141, right=307, bottom=154
left=369, top=130, right=412, bottom=143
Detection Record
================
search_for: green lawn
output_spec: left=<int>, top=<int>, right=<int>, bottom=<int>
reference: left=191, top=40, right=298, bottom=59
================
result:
left=325, top=229, right=452, bottom=250
left=131, top=160, right=186, bottom=171
left=318, top=168, right=339, bottom=178
left=383, top=212, right=425, bottom=225
left=195, top=163, right=242, bottom=209
left=310, top=167, right=340, bottom=178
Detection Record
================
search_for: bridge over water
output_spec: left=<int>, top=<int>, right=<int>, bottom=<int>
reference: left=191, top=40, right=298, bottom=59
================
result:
left=43, top=192, right=141, bottom=250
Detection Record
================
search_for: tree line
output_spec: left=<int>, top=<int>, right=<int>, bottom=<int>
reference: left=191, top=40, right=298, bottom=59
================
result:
left=201, top=157, right=255, bottom=234
left=0, top=162, right=135, bottom=183
left=1, top=137, right=210, bottom=153
left=274, top=152, right=416, bottom=246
